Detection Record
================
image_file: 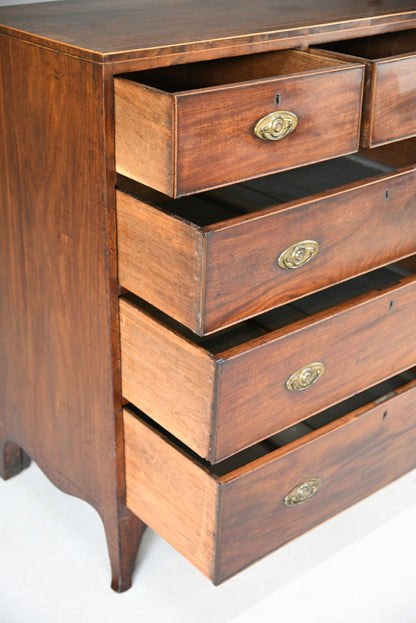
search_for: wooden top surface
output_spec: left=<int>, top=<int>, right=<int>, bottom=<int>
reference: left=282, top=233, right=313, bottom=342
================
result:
left=0, top=0, right=415, bottom=67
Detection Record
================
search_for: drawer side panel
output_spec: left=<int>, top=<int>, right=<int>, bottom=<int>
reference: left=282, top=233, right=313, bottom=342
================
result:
left=124, top=411, right=219, bottom=579
left=115, top=78, right=175, bottom=195
left=119, top=300, right=216, bottom=458
left=117, top=190, right=204, bottom=334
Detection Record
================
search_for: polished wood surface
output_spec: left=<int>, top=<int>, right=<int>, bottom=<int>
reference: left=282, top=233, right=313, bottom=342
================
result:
left=115, top=51, right=364, bottom=196
left=124, top=412, right=219, bottom=578
left=119, top=298, right=216, bottom=459
left=124, top=374, right=416, bottom=583
left=120, top=265, right=416, bottom=462
left=1, top=0, right=416, bottom=592
left=370, top=54, right=416, bottom=146
left=117, top=156, right=416, bottom=334
left=360, top=137, right=416, bottom=167
left=318, top=30, right=416, bottom=147
left=115, top=79, right=175, bottom=197
left=0, top=0, right=415, bottom=68
left=0, top=34, right=144, bottom=591
left=117, top=190, right=204, bottom=333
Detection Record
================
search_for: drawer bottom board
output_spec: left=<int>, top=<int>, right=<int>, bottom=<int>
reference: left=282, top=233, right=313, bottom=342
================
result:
left=125, top=370, right=416, bottom=584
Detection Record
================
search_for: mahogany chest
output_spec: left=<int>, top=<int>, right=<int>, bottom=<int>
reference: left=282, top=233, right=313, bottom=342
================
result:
left=1, top=0, right=416, bottom=591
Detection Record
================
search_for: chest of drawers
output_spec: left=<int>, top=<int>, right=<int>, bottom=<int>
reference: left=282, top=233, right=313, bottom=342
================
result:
left=1, top=0, right=416, bottom=593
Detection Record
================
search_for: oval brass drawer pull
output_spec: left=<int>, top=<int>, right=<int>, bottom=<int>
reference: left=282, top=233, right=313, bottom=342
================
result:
left=284, top=477, right=322, bottom=506
left=278, top=240, right=319, bottom=270
left=254, top=111, right=298, bottom=141
left=286, top=362, right=325, bottom=392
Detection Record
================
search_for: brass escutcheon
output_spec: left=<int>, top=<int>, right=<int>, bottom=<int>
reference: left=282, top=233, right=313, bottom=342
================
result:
left=254, top=110, right=298, bottom=141
left=278, top=240, right=319, bottom=270
left=284, top=477, right=322, bottom=506
left=286, top=362, right=325, bottom=392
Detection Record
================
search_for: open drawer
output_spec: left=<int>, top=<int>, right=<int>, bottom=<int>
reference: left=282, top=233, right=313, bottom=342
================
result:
left=117, top=148, right=416, bottom=335
left=114, top=49, right=364, bottom=197
left=316, top=29, right=416, bottom=147
left=124, top=369, right=416, bottom=584
left=120, top=258, right=416, bottom=462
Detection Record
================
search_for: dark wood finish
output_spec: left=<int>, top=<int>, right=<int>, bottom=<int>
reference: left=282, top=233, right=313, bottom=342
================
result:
left=103, top=508, right=146, bottom=592
left=215, top=374, right=416, bottom=583
left=124, top=373, right=416, bottom=583
left=0, top=425, right=31, bottom=481
left=0, top=1, right=415, bottom=70
left=115, top=50, right=364, bottom=196
left=0, top=34, right=144, bottom=592
left=117, top=156, right=416, bottom=334
left=1, top=0, right=416, bottom=593
left=360, top=137, right=416, bottom=168
left=120, top=264, right=416, bottom=462
left=317, top=30, right=416, bottom=146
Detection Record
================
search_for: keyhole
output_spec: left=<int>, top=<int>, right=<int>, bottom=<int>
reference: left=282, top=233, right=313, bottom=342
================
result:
left=275, top=93, right=281, bottom=107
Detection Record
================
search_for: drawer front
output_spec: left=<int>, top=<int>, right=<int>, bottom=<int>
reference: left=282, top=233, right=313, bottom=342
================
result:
left=120, top=267, right=416, bottom=462
left=369, top=54, right=416, bottom=146
left=203, top=166, right=416, bottom=333
left=115, top=50, right=364, bottom=197
left=175, top=66, right=362, bottom=196
left=215, top=273, right=416, bottom=460
left=117, top=164, right=416, bottom=335
left=315, top=30, right=416, bottom=147
left=124, top=377, right=416, bottom=583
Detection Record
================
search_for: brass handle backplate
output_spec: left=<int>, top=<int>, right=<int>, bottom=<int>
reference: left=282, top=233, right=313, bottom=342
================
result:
left=254, top=111, right=298, bottom=141
left=284, top=477, right=322, bottom=506
left=278, top=240, right=319, bottom=270
left=286, top=362, right=325, bottom=392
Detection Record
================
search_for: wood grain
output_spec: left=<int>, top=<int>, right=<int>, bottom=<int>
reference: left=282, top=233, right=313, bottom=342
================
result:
left=1, top=1, right=416, bottom=592
left=124, top=410, right=219, bottom=579
left=115, top=79, right=174, bottom=195
left=116, top=190, right=204, bottom=333
left=120, top=268, right=416, bottom=462
left=215, top=272, right=416, bottom=460
left=215, top=377, right=416, bottom=582
left=117, top=161, right=416, bottom=335
left=317, top=30, right=416, bottom=146
left=123, top=376, right=416, bottom=583
left=371, top=54, right=416, bottom=146
left=115, top=50, right=364, bottom=196
left=0, top=34, right=144, bottom=591
left=176, top=63, right=364, bottom=196
left=0, top=1, right=415, bottom=68
left=203, top=164, right=416, bottom=332
left=119, top=299, right=217, bottom=458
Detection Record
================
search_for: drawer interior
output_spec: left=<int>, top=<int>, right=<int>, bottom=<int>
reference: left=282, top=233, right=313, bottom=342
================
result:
left=317, top=29, right=416, bottom=60
left=117, top=151, right=400, bottom=228
left=129, top=259, right=415, bottom=356
left=119, top=49, right=348, bottom=93
left=212, top=368, right=416, bottom=477
left=127, top=367, right=416, bottom=479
